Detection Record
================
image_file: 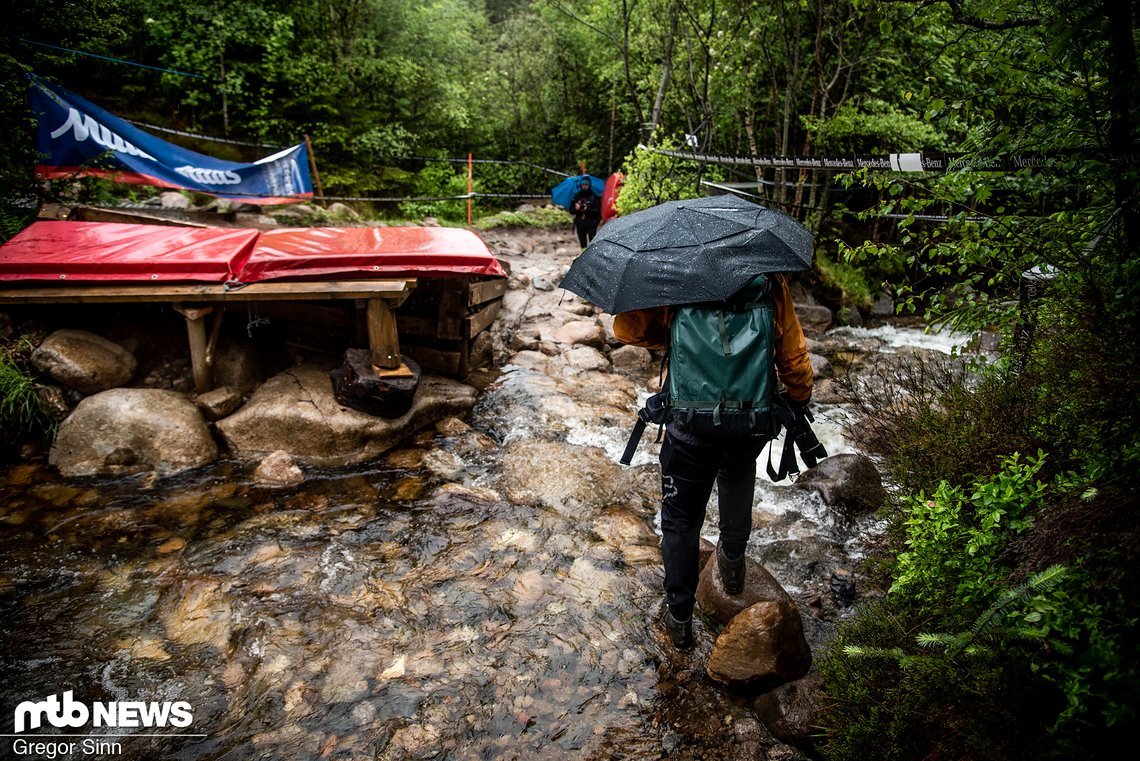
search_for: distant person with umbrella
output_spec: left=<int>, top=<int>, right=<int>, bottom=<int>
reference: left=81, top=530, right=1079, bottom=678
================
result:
left=552, top=174, right=605, bottom=247
left=560, top=195, right=818, bottom=651
left=569, top=177, right=603, bottom=248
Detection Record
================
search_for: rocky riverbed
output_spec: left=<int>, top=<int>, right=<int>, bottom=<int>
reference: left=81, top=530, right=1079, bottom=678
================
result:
left=0, top=224, right=973, bottom=760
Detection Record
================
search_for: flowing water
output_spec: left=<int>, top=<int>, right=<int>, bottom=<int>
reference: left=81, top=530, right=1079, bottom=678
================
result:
left=0, top=323, right=965, bottom=760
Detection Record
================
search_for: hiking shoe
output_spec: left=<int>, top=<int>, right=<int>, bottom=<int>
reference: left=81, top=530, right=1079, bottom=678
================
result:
left=665, top=610, right=693, bottom=650
left=717, top=543, right=746, bottom=595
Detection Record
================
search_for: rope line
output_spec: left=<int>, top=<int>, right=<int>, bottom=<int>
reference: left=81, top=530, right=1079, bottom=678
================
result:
left=123, top=120, right=287, bottom=150
left=17, top=38, right=214, bottom=80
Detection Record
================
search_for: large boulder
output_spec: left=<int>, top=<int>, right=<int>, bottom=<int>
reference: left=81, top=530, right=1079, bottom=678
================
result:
left=31, top=329, right=137, bottom=394
left=753, top=673, right=826, bottom=750
left=215, top=365, right=477, bottom=466
left=550, top=320, right=605, bottom=348
left=609, top=344, right=654, bottom=373
left=706, top=599, right=812, bottom=689
left=793, top=304, right=833, bottom=336
left=50, top=389, right=218, bottom=477
left=793, top=453, right=885, bottom=518
left=696, top=553, right=793, bottom=626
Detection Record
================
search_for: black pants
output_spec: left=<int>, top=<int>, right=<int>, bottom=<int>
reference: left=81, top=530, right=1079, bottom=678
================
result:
left=659, top=432, right=767, bottom=620
left=575, top=219, right=599, bottom=248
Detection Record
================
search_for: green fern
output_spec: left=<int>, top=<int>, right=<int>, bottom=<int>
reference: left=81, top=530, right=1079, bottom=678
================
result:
left=847, top=565, right=1069, bottom=663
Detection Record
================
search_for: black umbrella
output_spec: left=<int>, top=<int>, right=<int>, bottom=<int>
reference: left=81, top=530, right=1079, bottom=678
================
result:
left=560, top=194, right=813, bottom=313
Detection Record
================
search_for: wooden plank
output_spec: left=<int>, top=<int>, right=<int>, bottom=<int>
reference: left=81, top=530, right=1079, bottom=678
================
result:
left=464, top=299, right=501, bottom=338
left=367, top=298, right=401, bottom=370
left=435, top=289, right=465, bottom=341
left=403, top=344, right=461, bottom=374
left=71, top=206, right=211, bottom=228
left=466, top=278, right=506, bottom=307
left=0, top=278, right=416, bottom=305
left=392, top=314, right=437, bottom=339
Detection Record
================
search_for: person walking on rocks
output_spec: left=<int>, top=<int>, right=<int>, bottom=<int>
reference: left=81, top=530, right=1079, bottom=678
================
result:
left=613, top=274, right=813, bottom=650
left=569, top=177, right=602, bottom=248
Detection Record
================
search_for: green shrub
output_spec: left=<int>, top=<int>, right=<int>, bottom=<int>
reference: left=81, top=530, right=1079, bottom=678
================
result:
left=816, top=255, right=873, bottom=310
left=0, top=333, right=56, bottom=443
left=892, top=452, right=1047, bottom=611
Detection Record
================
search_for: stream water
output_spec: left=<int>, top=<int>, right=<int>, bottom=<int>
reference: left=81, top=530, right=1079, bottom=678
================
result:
left=0, top=317, right=967, bottom=760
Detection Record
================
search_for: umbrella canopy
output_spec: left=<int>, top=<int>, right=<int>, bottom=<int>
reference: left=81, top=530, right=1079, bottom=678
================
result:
left=560, top=194, right=814, bottom=314
left=551, top=174, right=606, bottom=209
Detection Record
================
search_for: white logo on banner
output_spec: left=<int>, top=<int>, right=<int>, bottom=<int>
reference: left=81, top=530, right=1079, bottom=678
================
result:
left=13, top=691, right=194, bottom=733
left=173, top=166, right=243, bottom=185
left=50, top=108, right=157, bottom=161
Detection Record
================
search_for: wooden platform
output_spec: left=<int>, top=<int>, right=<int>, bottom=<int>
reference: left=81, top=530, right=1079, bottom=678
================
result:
left=396, top=276, right=506, bottom=377
left=0, top=279, right=416, bottom=393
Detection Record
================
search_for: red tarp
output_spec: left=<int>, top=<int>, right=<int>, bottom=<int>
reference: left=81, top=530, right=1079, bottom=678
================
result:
left=0, top=221, right=259, bottom=282
left=238, top=226, right=507, bottom=283
left=0, top=221, right=506, bottom=284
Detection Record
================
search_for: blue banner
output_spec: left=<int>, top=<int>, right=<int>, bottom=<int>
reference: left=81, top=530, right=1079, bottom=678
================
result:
left=28, top=76, right=313, bottom=205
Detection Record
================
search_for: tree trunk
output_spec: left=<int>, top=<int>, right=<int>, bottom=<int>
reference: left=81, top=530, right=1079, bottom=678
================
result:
left=647, top=3, right=679, bottom=146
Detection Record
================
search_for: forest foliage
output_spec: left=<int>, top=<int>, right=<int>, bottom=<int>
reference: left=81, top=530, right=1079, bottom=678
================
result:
left=0, top=1, right=1137, bottom=758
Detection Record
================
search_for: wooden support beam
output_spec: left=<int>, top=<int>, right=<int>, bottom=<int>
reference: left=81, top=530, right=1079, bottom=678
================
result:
left=174, top=304, right=216, bottom=393
left=0, top=279, right=416, bottom=305
left=366, top=298, right=401, bottom=370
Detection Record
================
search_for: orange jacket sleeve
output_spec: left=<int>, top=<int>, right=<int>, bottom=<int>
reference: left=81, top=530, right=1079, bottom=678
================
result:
left=771, top=274, right=813, bottom=402
left=613, top=306, right=670, bottom=350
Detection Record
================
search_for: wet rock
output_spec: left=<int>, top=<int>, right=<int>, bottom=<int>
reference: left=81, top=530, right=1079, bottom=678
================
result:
left=808, top=353, right=831, bottom=379
left=706, top=599, right=812, bottom=688
left=215, top=365, right=477, bottom=466
left=836, top=305, right=863, bottom=328
left=51, top=389, right=217, bottom=477
left=327, top=202, right=361, bottom=222
left=551, top=320, right=605, bottom=348
left=811, top=378, right=844, bottom=405
left=793, top=453, right=885, bottom=517
left=498, top=440, right=626, bottom=514
left=793, top=304, right=833, bottom=336
left=31, top=329, right=137, bottom=394
left=254, top=450, right=304, bottom=486
left=160, top=581, right=232, bottom=650
left=385, top=448, right=426, bottom=469
left=391, top=475, right=427, bottom=501
left=509, top=327, right=540, bottom=351
left=753, top=672, right=825, bottom=750
left=508, top=350, right=548, bottom=372
left=590, top=508, right=659, bottom=550
left=272, top=203, right=318, bottom=221
left=696, top=554, right=793, bottom=626
left=422, top=450, right=467, bottom=481
left=213, top=340, right=263, bottom=394
left=561, top=346, right=611, bottom=372
left=435, top=416, right=472, bottom=436
left=871, top=292, right=895, bottom=316
left=35, top=385, right=72, bottom=421
left=235, top=213, right=280, bottom=228
left=156, top=537, right=186, bottom=555
left=609, top=344, right=653, bottom=372
left=195, top=385, right=244, bottom=420
left=159, top=191, right=191, bottom=210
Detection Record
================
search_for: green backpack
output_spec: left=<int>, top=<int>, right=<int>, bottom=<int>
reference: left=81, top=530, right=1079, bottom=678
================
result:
left=665, top=274, right=776, bottom=437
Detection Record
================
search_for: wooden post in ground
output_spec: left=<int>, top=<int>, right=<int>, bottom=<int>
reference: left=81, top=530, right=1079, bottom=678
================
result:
left=174, top=304, right=216, bottom=393
left=366, top=298, right=401, bottom=370
left=304, top=134, right=326, bottom=208
left=467, top=152, right=473, bottom=226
